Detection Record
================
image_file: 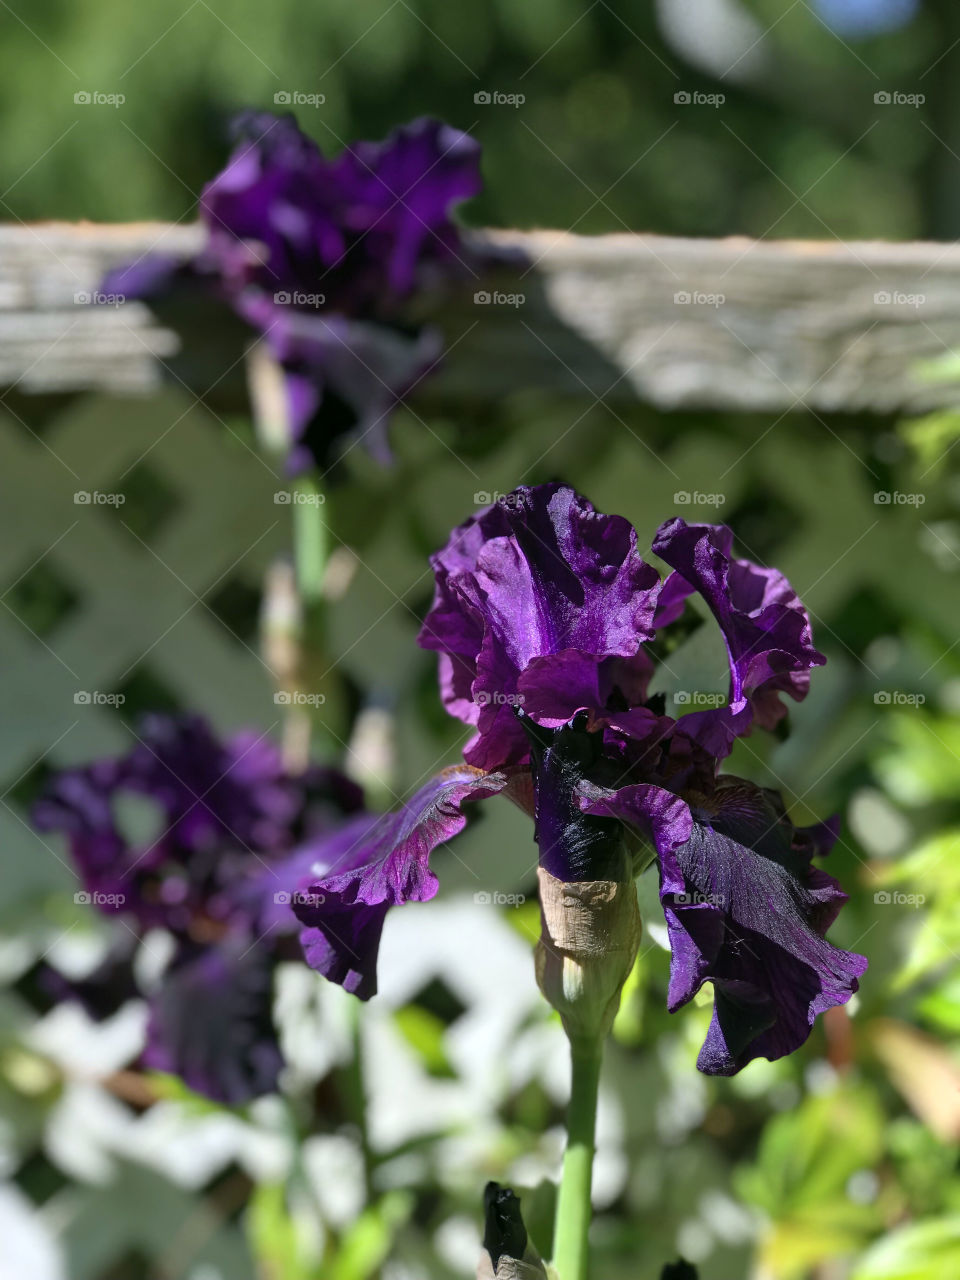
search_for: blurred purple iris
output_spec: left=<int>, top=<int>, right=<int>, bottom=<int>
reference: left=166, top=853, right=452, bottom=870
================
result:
left=292, top=484, right=866, bottom=1075
left=104, top=112, right=483, bottom=474
left=33, top=714, right=365, bottom=1103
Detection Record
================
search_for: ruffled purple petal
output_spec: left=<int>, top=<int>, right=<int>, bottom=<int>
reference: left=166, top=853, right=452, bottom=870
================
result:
left=652, top=519, right=824, bottom=745
left=420, top=485, right=662, bottom=768
left=143, top=941, right=283, bottom=1104
left=293, top=766, right=509, bottom=997
left=600, top=777, right=865, bottom=1074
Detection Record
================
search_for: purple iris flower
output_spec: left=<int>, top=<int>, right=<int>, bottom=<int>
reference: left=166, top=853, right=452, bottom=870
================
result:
left=292, top=484, right=866, bottom=1075
left=103, top=112, right=483, bottom=473
left=33, top=714, right=365, bottom=1103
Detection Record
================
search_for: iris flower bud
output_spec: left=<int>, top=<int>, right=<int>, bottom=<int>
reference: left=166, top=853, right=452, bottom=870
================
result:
left=535, top=864, right=642, bottom=1046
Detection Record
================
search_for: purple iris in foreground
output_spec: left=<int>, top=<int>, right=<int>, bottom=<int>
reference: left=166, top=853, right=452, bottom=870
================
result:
left=104, top=112, right=482, bottom=473
left=293, top=485, right=866, bottom=1075
left=33, top=714, right=364, bottom=1103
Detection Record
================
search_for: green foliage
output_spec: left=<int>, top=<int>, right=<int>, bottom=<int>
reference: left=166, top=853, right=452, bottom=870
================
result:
left=852, top=1216, right=960, bottom=1280
left=736, top=1087, right=885, bottom=1278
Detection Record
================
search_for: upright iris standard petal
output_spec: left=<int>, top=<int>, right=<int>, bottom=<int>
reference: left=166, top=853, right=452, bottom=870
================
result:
left=293, top=766, right=510, bottom=998
left=595, top=778, right=865, bottom=1074
left=143, top=941, right=284, bottom=1104
left=652, top=519, right=824, bottom=737
left=419, top=485, right=662, bottom=768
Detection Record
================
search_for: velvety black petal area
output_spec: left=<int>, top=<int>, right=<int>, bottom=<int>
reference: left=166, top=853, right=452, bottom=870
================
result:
left=143, top=941, right=283, bottom=1105
left=293, top=767, right=509, bottom=998
left=664, top=780, right=865, bottom=1074
left=518, top=710, right=628, bottom=882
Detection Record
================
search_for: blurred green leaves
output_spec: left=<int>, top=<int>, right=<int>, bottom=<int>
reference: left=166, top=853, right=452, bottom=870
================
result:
left=736, top=1086, right=885, bottom=1279
left=852, top=1215, right=960, bottom=1280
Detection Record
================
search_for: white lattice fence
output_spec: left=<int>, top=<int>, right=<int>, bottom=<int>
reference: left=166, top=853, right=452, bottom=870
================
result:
left=0, top=389, right=289, bottom=908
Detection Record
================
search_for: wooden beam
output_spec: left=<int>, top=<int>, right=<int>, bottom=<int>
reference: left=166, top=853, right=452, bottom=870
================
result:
left=2, top=222, right=959, bottom=414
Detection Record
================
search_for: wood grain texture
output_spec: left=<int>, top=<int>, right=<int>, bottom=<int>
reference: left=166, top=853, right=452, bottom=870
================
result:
left=2, top=222, right=960, bottom=413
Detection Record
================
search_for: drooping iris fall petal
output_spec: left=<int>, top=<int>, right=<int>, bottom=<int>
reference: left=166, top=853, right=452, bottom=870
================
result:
left=143, top=941, right=284, bottom=1104
left=293, top=766, right=510, bottom=998
left=589, top=777, right=865, bottom=1073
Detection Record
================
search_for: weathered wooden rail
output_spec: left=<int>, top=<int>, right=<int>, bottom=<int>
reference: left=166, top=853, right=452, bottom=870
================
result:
left=1, top=223, right=959, bottom=413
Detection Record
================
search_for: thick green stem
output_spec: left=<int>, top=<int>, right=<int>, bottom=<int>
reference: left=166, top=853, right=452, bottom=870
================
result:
left=552, top=1037, right=603, bottom=1280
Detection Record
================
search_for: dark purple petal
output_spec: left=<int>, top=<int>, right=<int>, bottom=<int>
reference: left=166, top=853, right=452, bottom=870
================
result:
left=652, top=519, right=824, bottom=743
left=293, top=766, right=509, bottom=997
left=143, top=941, right=283, bottom=1104
left=332, top=117, right=482, bottom=297
left=33, top=715, right=364, bottom=934
left=600, top=778, right=865, bottom=1075
left=240, top=298, right=443, bottom=472
left=102, top=112, right=481, bottom=473
left=100, top=253, right=192, bottom=302
left=582, top=780, right=694, bottom=864
left=652, top=569, right=695, bottom=629
left=420, top=485, right=662, bottom=768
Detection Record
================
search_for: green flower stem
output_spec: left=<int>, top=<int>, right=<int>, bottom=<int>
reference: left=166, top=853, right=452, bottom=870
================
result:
left=292, top=474, right=328, bottom=608
left=552, top=1036, right=604, bottom=1280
